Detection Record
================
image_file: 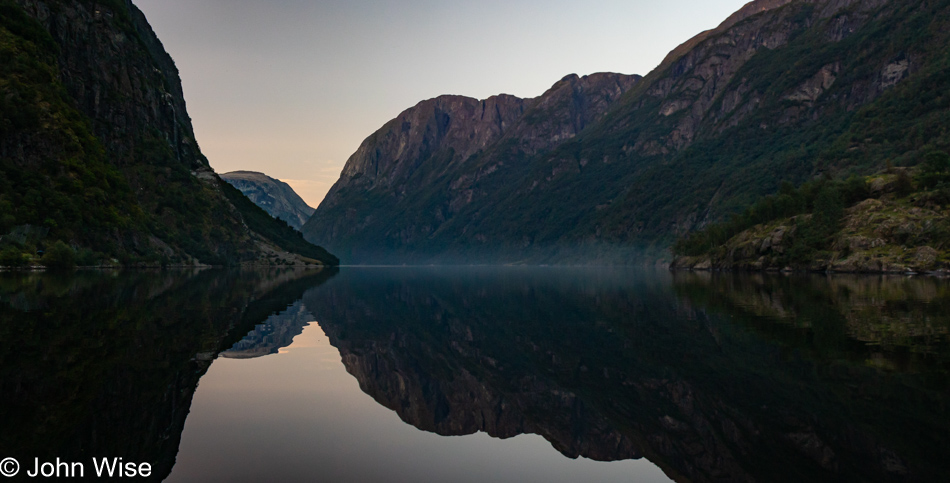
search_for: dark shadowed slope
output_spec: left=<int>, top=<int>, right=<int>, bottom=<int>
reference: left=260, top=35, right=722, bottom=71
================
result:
left=0, top=0, right=336, bottom=266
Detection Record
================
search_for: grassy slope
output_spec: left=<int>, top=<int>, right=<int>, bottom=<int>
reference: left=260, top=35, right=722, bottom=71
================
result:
left=460, top=0, right=950, bottom=259
left=219, top=180, right=338, bottom=266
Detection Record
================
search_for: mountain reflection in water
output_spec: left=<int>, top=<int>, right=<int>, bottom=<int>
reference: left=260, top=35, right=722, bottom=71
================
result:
left=0, top=268, right=337, bottom=481
left=302, top=268, right=950, bottom=483
left=221, top=301, right=313, bottom=359
left=1, top=267, right=948, bottom=482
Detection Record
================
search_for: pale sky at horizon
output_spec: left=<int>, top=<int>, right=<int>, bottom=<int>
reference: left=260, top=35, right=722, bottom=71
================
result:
left=133, top=0, right=750, bottom=208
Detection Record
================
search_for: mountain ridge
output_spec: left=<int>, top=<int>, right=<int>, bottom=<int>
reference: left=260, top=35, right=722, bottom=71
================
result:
left=304, top=72, right=642, bottom=262
left=655, top=0, right=795, bottom=74
left=305, top=0, right=948, bottom=265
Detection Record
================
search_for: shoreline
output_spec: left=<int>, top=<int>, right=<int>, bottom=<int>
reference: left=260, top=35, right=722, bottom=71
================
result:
left=670, top=265, right=950, bottom=277
left=0, top=263, right=334, bottom=272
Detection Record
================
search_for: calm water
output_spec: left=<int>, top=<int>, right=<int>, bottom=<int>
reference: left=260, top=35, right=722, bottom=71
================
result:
left=1, top=267, right=948, bottom=482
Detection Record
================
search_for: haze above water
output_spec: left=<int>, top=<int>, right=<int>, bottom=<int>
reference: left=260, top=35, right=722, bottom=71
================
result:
left=1, top=268, right=948, bottom=482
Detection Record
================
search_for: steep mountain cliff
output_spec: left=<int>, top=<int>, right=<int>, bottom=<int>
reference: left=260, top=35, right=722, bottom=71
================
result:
left=306, top=0, right=950, bottom=264
left=0, top=0, right=337, bottom=266
left=221, top=171, right=314, bottom=231
left=303, top=72, right=641, bottom=263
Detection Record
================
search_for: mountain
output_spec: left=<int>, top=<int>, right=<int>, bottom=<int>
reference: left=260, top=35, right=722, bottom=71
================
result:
left=0, top=0, right=337, bottom=267
left=303, top=72, right=642, bottom=263
left=221, top=171, right=315, bottom=231
left=304, top=0, right=950, bottom=265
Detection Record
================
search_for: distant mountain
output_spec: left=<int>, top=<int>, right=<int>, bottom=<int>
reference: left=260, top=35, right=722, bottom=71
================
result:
left=305, top=0, right=950, bottom=265
left=221, top=171, right=315, bottom=231
left=0, top=0, right=337, bottom=267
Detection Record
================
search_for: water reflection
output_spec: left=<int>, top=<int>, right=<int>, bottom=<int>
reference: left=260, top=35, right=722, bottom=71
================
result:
left=0, top=268, right=336, bottom=482
left=221, top=301, right=313, bottom=359
left=303, top=268, right=950, bottom=482
left=674, top=272, right=950, bottom=368
left=0, top=267, right=948, bottom=482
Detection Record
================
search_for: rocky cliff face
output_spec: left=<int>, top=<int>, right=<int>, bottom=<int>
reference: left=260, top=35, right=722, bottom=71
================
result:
left=0, top=0, right=336, bottom=266
left=17, top=0, right=203, bottom=171
left=221, top=171, right=315, bottom=231
left=303, top=73, right=641, bottom=263
left=325, top=73, right=639, bottom=199
left=306, top=0, right=948, bottom=264
left=654, top=0, right=796, bottom=77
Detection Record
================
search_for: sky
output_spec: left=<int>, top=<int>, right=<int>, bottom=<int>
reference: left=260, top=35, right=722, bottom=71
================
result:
left=133, top=0, right=751, bottom=208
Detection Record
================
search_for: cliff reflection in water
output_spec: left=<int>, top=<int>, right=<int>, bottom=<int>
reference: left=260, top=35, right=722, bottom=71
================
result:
left=0, top=268, right=336, bottom=482
left=304, top=268, right=950, bottom=483
left=0, top=267, right=947, bottom=483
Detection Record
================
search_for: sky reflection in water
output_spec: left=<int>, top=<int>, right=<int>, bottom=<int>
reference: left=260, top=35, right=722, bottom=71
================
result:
left=1, top=267, right=948, bottom=482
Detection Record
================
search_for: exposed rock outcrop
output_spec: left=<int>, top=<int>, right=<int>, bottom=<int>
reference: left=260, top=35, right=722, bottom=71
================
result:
left=304, top=73, right=640, bottom=262
left=672, top=171, right=950, bottom=274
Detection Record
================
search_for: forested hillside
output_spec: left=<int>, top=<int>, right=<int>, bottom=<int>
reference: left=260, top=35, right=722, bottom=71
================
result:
left=671, top=153, right=950, bottom=273
left=0, top=0, right=337, bottom=267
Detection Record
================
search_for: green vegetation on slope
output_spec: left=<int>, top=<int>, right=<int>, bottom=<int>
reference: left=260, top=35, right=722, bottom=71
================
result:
left=219, top=180, right=339, bottom=266
left=673, top=151, right=950, bottom=271
left=0, top=0, right=337, bottom=267
left=594, top=0, right=950, bottom=248
left=307, top=0, right=950, bottom=265
left=673, top=175, right=873, bottom=258
left=0, top=0, right=144, bottom=264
